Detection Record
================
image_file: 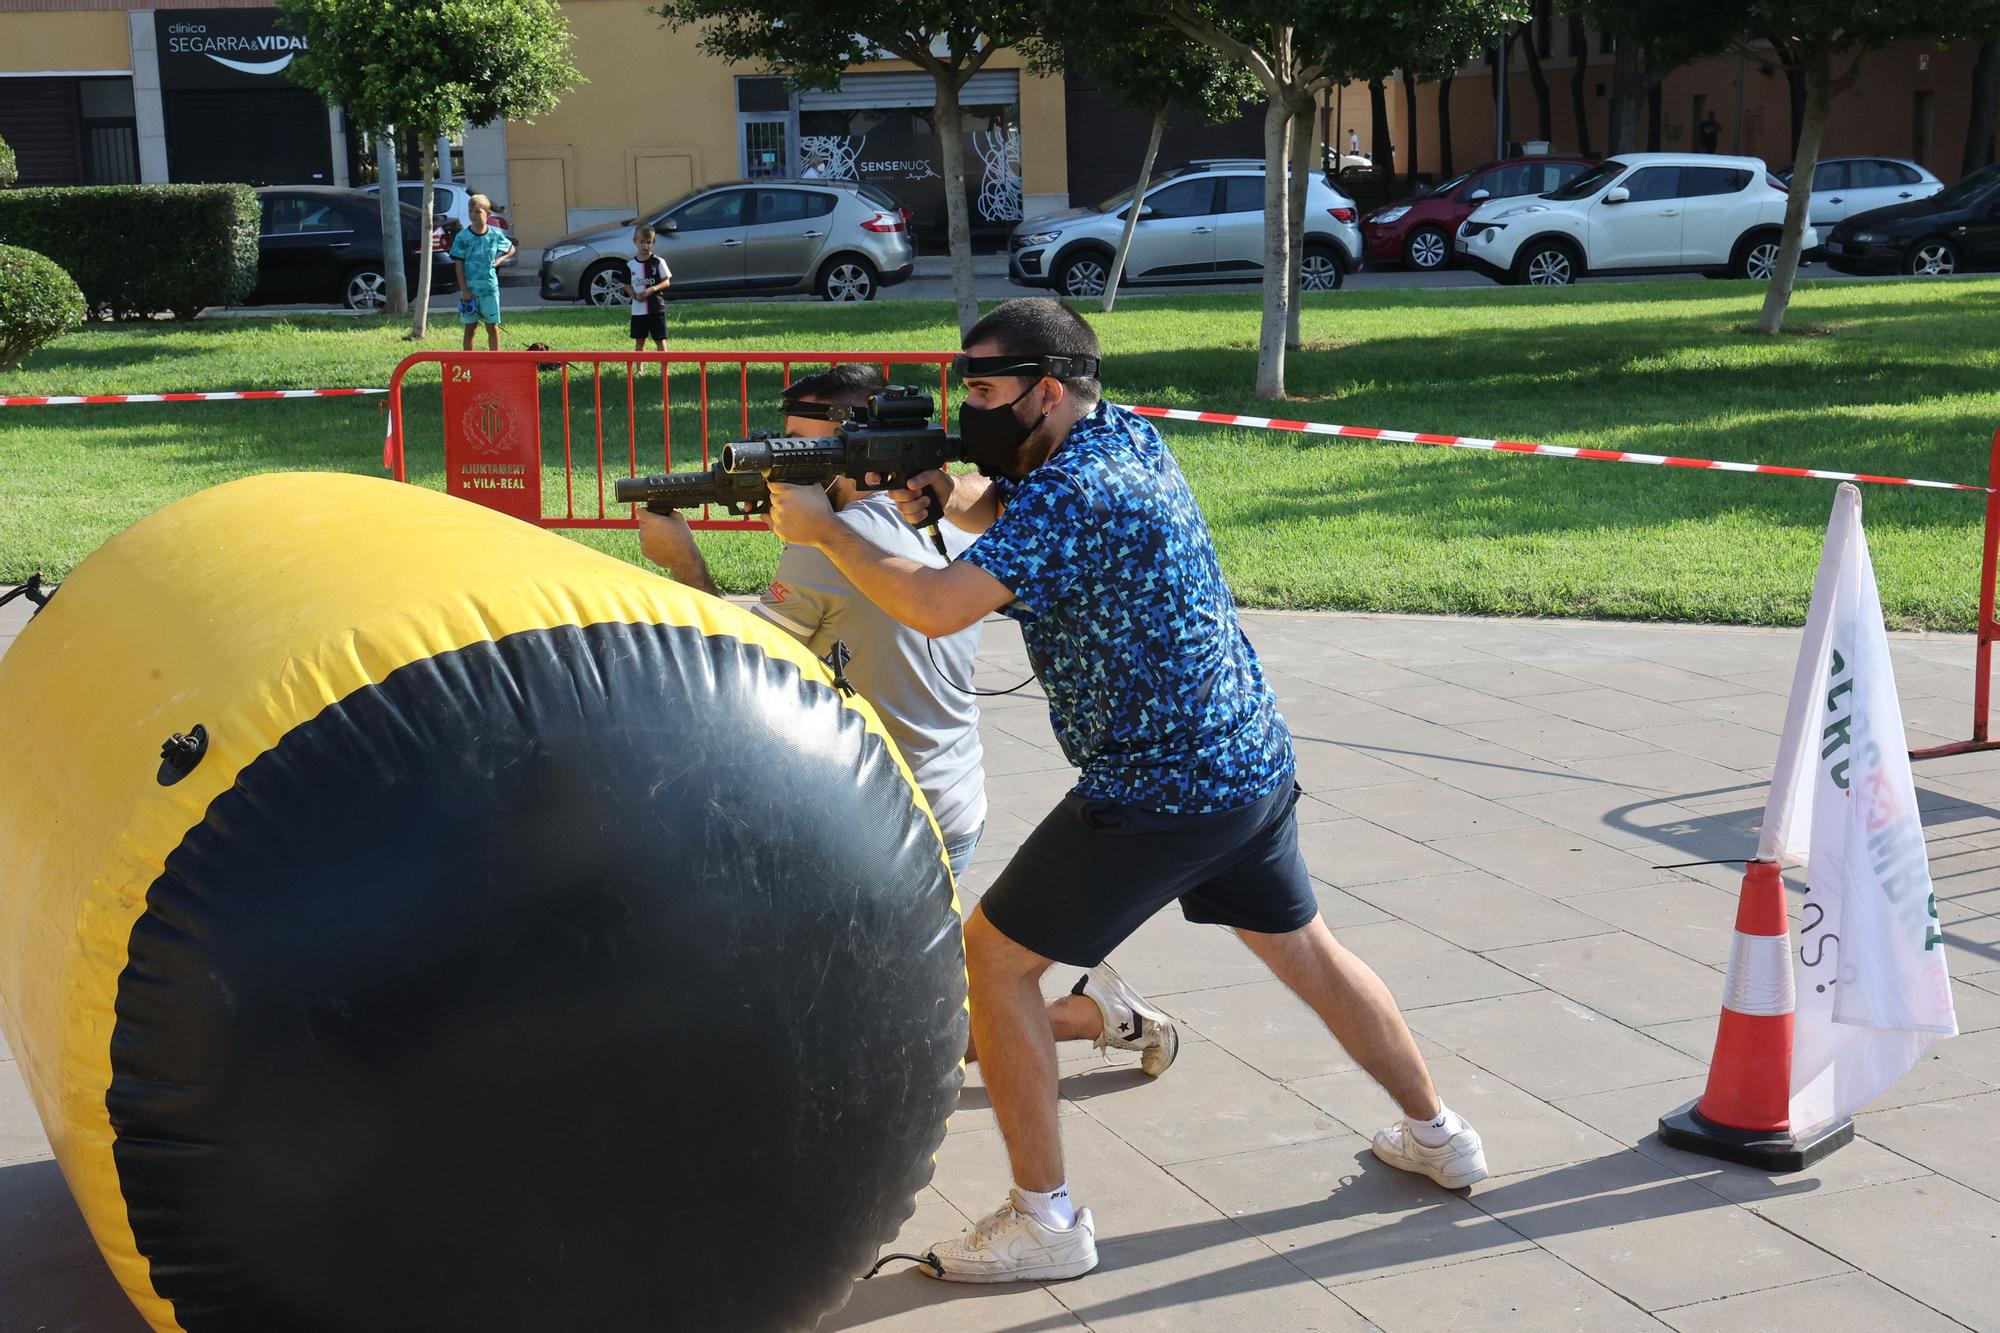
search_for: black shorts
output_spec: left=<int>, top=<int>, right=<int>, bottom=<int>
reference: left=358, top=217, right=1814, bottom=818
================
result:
left=979, top=778, right=1316, bottom=968
left=629, top=311, right=667, bottom=342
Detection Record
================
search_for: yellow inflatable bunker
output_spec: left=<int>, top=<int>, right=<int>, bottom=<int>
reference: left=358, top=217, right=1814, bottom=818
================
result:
left=0, top=473, right=966, bottom=1333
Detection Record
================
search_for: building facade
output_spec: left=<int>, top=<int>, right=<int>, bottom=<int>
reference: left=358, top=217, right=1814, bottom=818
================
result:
left=0, top=0, right=1083, bottom=248
left=1346, top=26, right=1992, bottom=190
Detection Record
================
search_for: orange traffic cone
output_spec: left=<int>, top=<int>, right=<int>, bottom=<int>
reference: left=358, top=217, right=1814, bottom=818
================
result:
left=1658, top=860, right=1853, bottom=1171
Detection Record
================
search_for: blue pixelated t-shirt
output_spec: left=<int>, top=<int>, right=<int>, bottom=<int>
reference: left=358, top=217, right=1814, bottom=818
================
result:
left=961, top=402, right=1293, bottom=814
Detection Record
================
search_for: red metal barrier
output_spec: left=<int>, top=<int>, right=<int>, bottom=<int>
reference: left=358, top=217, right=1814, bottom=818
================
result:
left=1911, top=428, right=2000, bottom=761
left=385, top=350, right=956, bottom=530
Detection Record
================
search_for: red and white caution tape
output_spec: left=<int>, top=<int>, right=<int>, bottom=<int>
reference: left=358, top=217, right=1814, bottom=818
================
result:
left=1122, top=404, right=1988, bottom=494
left=0, top=388, right=385, bottom=407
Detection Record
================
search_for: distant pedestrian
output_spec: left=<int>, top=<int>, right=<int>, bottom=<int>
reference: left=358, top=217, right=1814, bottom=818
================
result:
left=449, top=193, right=513, bottom=352
left=625, top=226, right=671, bottom=352
left=1698, top=112, right=1722, bottom=153
left=1348, top=127, right=1361, bottom=157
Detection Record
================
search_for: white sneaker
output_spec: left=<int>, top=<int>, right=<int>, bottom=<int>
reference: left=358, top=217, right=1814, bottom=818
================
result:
left=923, top=1191, right=1099, bottom=1283
left=1075, top=964, right=1179, bottom=1077
left=1370, top=1117, right=1489, bottom=1189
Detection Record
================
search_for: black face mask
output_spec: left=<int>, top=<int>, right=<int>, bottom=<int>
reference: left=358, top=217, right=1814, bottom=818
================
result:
left=957, top=383, right=1046, bottom=479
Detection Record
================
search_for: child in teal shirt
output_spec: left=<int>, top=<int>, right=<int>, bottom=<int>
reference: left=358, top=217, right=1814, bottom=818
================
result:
left=449, top=193, right=515, bottom=350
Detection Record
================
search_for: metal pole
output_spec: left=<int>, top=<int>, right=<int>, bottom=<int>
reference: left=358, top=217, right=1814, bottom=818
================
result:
left=1734, top=49, right=1747, bottom=154
left=1495, top=41, right=1508, bottom=159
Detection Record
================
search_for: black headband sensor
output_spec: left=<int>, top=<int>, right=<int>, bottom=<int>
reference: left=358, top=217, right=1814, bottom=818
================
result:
left=778, top=400, right=850, bottom=422
left=952, top=353, right=1101, bottom=382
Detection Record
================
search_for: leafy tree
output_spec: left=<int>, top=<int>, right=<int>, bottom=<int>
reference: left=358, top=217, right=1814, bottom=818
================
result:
left=1158, top=0, right=1519, bottom=399
left=279, top=0, right=582, bottom=336
left=1740, top=2, right=2000, bottom=333
left=656, top=2, right=1037, bottom=335
left=1021, top=17, right=1259, bottom=311
left=0, top=133, right=16, bottom=189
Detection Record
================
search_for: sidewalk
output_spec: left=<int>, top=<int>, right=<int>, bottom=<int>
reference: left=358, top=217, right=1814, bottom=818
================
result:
left=3, top=600, right=1997, bottom=1332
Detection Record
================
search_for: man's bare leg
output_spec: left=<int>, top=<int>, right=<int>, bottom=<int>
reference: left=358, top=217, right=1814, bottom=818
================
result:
left=1236, top=913, right=1439, bottom=1118
left=966, top=992, right=1099, bottom=1064
left=962, top=905, right=1065, bottom=1192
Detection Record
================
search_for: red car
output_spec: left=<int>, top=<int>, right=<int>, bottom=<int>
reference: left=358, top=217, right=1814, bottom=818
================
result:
left=1363, top=156, right=1596, bottom=270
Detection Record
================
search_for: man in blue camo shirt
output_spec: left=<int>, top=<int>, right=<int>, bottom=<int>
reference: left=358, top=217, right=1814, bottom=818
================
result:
left=766, top=300, right=1486, bottom=1283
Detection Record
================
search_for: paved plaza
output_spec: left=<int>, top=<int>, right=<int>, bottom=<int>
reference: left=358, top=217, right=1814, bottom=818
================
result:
left=4, top=596, right=1998, bottom=1332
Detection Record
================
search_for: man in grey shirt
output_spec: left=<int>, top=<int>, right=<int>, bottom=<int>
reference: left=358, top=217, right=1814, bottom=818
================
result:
left=638, top=364, right=1177, bottom=1076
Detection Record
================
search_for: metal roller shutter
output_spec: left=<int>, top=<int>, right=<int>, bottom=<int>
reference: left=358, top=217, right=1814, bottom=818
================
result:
left=798, top=70, right=1019, bottom=111
left=0, top=79, right=82, bottom=186
left=165, top=87, right=333, bottom=185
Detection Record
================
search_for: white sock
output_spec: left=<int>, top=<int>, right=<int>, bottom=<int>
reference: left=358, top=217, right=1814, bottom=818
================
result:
left=1013, top=1182, right=1077, bottom=1230
left=1407, top=1104, right=1463, bottom=1149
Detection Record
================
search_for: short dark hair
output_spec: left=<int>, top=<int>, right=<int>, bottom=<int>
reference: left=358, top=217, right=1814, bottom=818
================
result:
left=780, top=362, right=887, bottom=409
left=963, top=299, right=1101, bottom=406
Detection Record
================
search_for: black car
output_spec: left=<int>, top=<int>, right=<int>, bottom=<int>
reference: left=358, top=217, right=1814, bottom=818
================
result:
left=252, top=187, right=441, bottom=311
left=1823, top=164, right=2000, bottom=278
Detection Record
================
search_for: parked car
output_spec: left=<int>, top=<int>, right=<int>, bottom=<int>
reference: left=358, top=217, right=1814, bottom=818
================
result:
left=251, top=186, right=431, bottom=311
left=1777, top=157, right=1941, bottom=230
left=1823, top=163, right=2000, bottom=277
left=1008, top=160, right=1364, bottom=298
left=539, top=179, right=914, bottom=305
left=361, top=181, right=511, bottom=234
left=1364, top=155, right=1595, bottom=270
left=1455, top=153, right=1806, bottom=285
left=361, top=181, right=508, bottom=268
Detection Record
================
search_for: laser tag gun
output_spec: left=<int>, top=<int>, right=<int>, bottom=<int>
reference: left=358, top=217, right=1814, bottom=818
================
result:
left=724, top=385, right=961, bottom=554
left=613, top=459, right=770, bottom=517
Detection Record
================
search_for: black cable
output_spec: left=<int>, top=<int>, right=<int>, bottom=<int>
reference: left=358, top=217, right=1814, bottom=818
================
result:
left=863, top=1251, right=943, bottom=1279
left=927, top=630, right=1039, bottom=697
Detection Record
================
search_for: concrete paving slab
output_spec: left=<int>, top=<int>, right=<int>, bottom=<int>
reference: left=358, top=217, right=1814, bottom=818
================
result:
left=1751, top=1176, right=2000, bottom=1332
left=1562, top=880, right=1744, bottom=966
left=1060, top=1043, right=1347, bottom=1169
left=1485, top=933, right=1725, bottom=1028
left=1410, top=991, right=1706, bottom=1101
left=1295, top=817, right=1467, bottom=887
left=1473, top=1150, right=1852, bottom=1311
left=1319, top=780, right=1545, bottom=843
left=1345, top=871, right=1611, bottom=954
left=1339, top=1248, right=1670, bottom=1332
left=1425, top=825, right=1676, bottom=898
left=1169, top=1135, right=1534, bottom=1288
left=1656, top=1271, right=1969, bottom=1333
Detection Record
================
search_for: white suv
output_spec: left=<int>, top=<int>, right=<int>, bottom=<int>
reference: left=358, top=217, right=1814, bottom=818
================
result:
left=1456, top=153, right=1808, bottom=285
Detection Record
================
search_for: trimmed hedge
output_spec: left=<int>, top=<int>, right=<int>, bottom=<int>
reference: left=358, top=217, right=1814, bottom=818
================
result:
left=0, top=245, right=85, bottom=370
left=0, top=184, right=259, bottom=319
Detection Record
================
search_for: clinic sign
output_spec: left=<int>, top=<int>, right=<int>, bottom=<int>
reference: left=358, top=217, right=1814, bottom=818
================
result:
left=156, top=10, right=310, bottom=91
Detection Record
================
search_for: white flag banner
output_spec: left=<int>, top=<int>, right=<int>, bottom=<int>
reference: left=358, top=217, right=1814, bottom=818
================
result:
left=1760, top=484, right=1957, bottom=1137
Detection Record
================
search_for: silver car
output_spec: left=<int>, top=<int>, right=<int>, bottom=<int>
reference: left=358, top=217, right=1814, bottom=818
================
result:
left=539, top=179, right=916, bottom=305
left=1777, top=157, right=1943, bottom=229
left=1009, top=160, right=1365, bottom=297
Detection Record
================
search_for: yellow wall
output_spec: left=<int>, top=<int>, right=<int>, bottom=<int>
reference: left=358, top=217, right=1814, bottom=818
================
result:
left=508, top=2, right=1068, bottom=236
left=0, top=11, right=129, bottom=73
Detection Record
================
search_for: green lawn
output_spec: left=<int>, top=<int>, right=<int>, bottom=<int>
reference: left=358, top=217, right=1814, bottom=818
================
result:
left=5, top=279, right=1998, bottom=628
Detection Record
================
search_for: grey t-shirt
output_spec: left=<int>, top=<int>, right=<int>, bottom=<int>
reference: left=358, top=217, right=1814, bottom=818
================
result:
left=755, top=495, right=987, bottom=842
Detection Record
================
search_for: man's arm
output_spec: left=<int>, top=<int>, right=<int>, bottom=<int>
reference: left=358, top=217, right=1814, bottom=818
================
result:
left=636, top=510, right=721, bottom=598
left=768, top=484, right=1011, bottom=638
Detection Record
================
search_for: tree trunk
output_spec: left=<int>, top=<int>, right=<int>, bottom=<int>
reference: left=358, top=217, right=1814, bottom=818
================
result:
left=1369, top=78, right=1392, bottom=175
left=1785, top=61, right=1807, bottom=161
left=1568, top=15, right=1593, bottom=158
left=1104, top=102, right=1169, bottom=314
left=1755, top=49, right=1831, bottom=336
left=933, top=79, right=980, bottom=336
left=374, top=130, right=408, bottom=317
left=1286, top=101, right=1312, bottom=349
left=1491, top=33, right=1513, bottom=151
left=410, top=135, right=437, bottom=338
left=1401, top=69, right=1421, bottom=193
left=1646, top=74, right=1663, bottom=151
left=1522, top=20, right=1553, bottom=143
left=1609, top=38, right=1644, bottom=154
left=1255, top=95, right=1291, bottom=400
left=1438, top=71, right=1455, bottom=177
left=1966, top=40, right=2000, bottom=176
